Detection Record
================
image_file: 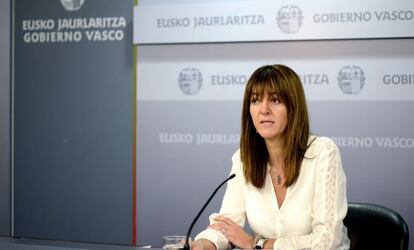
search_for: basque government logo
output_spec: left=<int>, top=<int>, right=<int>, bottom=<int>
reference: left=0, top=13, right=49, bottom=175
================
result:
left=60, top=0, right=85, bottom=11
left=276, top=5, right=303, bottom=33
left=337, top=65, right=366, bottom=95
left=178, top=68, right=203, bottom=95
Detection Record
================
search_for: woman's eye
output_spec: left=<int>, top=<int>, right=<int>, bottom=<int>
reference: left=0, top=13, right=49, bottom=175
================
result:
left=251, top=98, right=259, bottom=104
left=250, top=95, right=260, bottom=104
left=272, top=98, right=280, bottom=104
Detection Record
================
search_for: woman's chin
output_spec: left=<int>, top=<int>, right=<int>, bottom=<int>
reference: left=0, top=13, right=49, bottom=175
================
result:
left=257, top=132, right=276, bottom=139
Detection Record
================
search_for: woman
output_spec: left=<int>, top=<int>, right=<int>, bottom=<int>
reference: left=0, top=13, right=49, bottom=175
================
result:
left=192, top=65, right=350, bottom=249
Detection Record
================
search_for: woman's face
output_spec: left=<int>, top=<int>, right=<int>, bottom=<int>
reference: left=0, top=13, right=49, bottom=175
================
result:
left=249, top=89, right=288, bottom=144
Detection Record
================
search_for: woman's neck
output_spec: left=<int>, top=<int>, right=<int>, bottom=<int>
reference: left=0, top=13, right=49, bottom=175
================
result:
left=265, top=139, right=284, bottom=169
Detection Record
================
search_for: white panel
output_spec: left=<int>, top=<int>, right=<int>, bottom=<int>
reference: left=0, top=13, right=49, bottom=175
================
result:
left=137, top=59, right=414, bottom=101
left=134, top=0, right=414, bottom=44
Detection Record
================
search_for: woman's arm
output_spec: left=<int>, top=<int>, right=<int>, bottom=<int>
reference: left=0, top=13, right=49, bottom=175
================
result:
left=272, top=138, right=349, bottom=249
left=194, top=150, right=248, bottom=250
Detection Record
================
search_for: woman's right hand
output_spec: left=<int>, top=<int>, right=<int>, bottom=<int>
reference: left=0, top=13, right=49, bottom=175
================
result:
left=190, top=239, right=217, bottom=250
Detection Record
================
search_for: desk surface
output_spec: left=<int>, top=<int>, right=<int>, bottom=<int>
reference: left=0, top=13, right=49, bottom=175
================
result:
left=0, top=237, right=162, bottom=250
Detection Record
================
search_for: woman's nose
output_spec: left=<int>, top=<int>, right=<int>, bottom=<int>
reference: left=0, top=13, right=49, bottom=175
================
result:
left=260, top=102, right=271, bottom=115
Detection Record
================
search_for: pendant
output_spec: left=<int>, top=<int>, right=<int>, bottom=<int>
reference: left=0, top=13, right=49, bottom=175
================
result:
left=276, top=175, right=281, bottom=185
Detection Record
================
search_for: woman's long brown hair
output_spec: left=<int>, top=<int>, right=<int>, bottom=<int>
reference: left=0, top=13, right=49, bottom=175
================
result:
left=240, top=64, right=312, bottom=188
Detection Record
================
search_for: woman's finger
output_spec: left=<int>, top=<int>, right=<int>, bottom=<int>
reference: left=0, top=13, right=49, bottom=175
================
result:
left=214, top=216, right=237, bottom=226
left=209, top=222, right=230, bottom=234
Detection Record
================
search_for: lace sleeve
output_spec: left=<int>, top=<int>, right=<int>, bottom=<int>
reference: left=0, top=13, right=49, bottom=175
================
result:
left=274, top=138, right=349, bottom=250
left=311, top=138, right=346, bottom=249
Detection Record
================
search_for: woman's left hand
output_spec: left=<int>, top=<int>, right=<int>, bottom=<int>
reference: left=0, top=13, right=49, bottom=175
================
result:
left=208, top=215, right=254, bottom=249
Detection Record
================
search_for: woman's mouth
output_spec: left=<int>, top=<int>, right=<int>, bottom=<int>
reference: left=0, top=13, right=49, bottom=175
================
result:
left=260, top=120, right=274, bottom=125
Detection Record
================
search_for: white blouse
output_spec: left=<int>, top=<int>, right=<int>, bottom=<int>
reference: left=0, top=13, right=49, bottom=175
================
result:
left=195, top=136, right=350, bottom=250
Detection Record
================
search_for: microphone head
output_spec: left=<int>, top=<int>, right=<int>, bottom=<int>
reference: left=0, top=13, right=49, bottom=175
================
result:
left=229, top=173, right=236, bottom=179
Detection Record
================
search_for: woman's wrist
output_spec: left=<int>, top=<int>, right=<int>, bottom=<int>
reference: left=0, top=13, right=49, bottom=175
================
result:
left=253, top=235, right=268, bottom=249
left=249, top=235, right=256, bottom=249
left=263, top=238, right=275, bottom=249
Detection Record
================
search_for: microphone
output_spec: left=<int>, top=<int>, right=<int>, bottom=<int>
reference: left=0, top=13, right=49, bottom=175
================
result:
left=182, top=173, right=236, bottom=250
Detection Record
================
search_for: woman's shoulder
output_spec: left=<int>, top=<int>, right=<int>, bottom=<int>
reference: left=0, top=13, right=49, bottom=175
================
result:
left=230, top=149, right=244, bottom=172
left=231, top=148, right=242, bottom=165
left=232, top=148, right=241, bottom=159
left=305, top=135, right=339, bottom=158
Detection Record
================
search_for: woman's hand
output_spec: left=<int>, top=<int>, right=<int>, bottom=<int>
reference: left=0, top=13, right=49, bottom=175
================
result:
left=190, top=239, right=217, bottom=250
left=209, top=215, right=254, bottom=249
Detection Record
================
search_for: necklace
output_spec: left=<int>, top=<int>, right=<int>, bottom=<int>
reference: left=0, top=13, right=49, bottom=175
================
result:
left=276, top=175, right=282, bottom=185
left=269, top=168, right=283, bottom=185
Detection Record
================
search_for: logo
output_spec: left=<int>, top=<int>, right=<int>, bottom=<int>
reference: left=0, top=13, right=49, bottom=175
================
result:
left=60, top=0, right=85, bottom=11
left=276, top=5, right=303, bottom=33
left=337, top=65, right=366, bottom=95
left=178, top=68, right=203, bottom=95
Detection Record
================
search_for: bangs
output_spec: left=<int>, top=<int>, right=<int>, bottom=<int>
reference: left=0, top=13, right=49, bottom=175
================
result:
left=248, top=77, right=282, bottom=99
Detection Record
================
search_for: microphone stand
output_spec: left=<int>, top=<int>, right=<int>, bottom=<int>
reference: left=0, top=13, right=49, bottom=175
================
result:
left=182, top=174, right=236, bottom=250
